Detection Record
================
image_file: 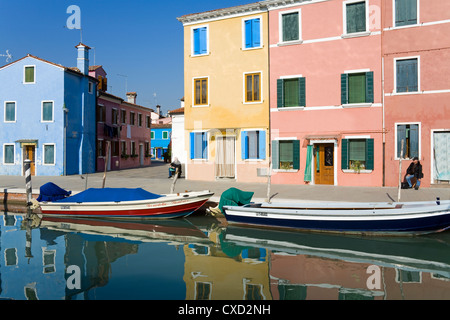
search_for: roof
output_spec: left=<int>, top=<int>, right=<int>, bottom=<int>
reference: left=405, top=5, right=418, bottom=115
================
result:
left=168, top=107, right=184, bottom=115
left=99, top=91, right=154, bottom=112
left=152, top=123, right=172, bottom=129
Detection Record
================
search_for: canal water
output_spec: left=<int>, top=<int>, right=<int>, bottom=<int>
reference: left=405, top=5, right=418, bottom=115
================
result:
left=0, top=211, right=449, bottom=300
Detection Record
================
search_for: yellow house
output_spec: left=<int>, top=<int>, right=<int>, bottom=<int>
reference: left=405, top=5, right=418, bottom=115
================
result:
left=177, top=3, right=269, bottom=182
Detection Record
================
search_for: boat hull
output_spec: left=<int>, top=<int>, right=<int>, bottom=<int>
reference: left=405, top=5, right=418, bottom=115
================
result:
left=223, top=200, right=450, bottom=235
left=39, top=191, right=214, bottom=219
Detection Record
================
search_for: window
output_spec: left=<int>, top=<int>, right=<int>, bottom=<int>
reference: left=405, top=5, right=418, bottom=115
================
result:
left=241, top=130, right=266, bottom=160
left=97, top=105, right=106, bottom=122
left=146, top=115, right=151, bottom=128
left=130, top=112, right=135, bottom=125
left=341, top=71, right=374, bottom=104
left=190, top=132, right=208, bottom=160
left=112, top=141, right=119, bottom=157
left=192, top=26, right=208, bottom=56
left=131, top=141, right=136, bottom=155
left=397, top=124, right=419, bottom=159
left=245, top=72, right=261, bottom=103
left=272, top=140, right=300, bottom=170
left=341, top=138, right=374, bottom=170
left=88, top=82, right=93, bottom=94
left=3, top=144, right=14, bottom=164
left=280, top=10, right=301, bottom=43
left=344, top=1, right=367, bottom=34
left=162, top=131, right=169, bottom=140
left=120, top=109, right=127, bottom=124
left=43, top=144, right=55, bottom=165
left=97, top=140, right=105, bottom=157
left=112, top=108, right=118, bottom=125
left=244, top=17, right=261, bottom=49
left=121, top=141, right=127, bottom=155
left=24, top=66, right=35, bottom=83
left=151, top=131, right=155, bottom=140
left=194, top=78, right=208, bottom=106
left=277, top=77, right=306, bottom=108
left=396, top=58, right=418, bottom=93
left=395, top=0, right=417, bottom=27
left=5, top=102, right=16, bottom=122
left=42, top=101, right=53, bottom=122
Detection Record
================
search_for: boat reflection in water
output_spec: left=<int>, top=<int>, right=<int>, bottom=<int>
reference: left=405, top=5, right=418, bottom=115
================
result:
left=0, top=212, right=449, bottom=300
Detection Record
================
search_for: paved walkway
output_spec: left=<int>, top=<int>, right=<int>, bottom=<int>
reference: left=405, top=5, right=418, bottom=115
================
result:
left=1, top=160, right=449, bottom=204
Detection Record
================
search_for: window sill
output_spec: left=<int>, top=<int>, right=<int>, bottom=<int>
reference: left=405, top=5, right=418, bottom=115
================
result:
left=342, top=169, right=373, bottom=174
left=341, top=31, right=371, bottom=39
left=273, top=169, right=298, bottom=173
left=387, top=91, right=420, bottom=96
left=191, top=158, right=208, bottom=162
left=342, top=103, right=372, bottom=108
left=242, top=46, right=264, bottom=51
left=192, top=104, right=210, bottom=108
left=277, top=40, right=303, bottom=47
left=277, top=106, right=305, bottom=111
left=243, top=101, right=263, bottom=105
left=243, top=159, right=265, bottom=162
left=190, top=53, right=210, bottom=58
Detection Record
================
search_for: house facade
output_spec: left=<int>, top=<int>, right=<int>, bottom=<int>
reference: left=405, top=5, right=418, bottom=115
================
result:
left=168, top=104, right=186, bottom=164
left=268, top=0, right=384, bottom=187
left=177, top=3, right=270, bottom=182
left=89, top=66, right=153, bottom=172
left=151, top=123, right=172, bottom=160
left=0, top=43, right=97, bottom=176
left=382, top=0, right=450, bottom=187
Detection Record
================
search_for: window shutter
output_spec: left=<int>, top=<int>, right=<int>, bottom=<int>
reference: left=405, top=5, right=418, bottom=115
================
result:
left=407, top=0, right=417, bottom=25
left=341, top=74, right=348, bottom=105
left=365, top=71, right=374, bottom=103
left=258, top=130, right=266, bottom=160
left=407, top=59, right=418, bottom=92
left=293, top=140, right=300, bottom=170
left=193, top=29, right=200, bottom=55
left=200, top=27, right=208, bottom=54
left=277, top=79, right=284, bottom=108
left=252, top=18, right=261, bottom=47
left=397, top=125, right=407, bottom=158
left=299, top=77, right=306, bottom=107
left=245, top=20, right=252, bottom=48
left=341, top=139, right=349, bottom=169
left=202, top=132, right=208, bottom=159
left=409, top=124, right=419, bottom=158
left=365, top=139, right=374, bottom=170
left=241, top=131, right=248, bottom=160
left=190, top=132, right=195, bottom=159
left=395, top=0, right=407, bottom=26
left=272, top=140, right=280, bottom=169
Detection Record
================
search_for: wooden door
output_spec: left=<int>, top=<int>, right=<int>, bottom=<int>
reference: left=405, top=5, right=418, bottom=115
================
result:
left=215, top=136, right=235, bottom=178
left=24, top=145, right=36, bottom=176
left=314, top=143, right=334, bottom=185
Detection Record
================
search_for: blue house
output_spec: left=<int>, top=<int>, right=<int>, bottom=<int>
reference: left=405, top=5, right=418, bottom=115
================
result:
left=0, top=43, right=97, bottom=176
left=151, top=123, right=171, bottom=160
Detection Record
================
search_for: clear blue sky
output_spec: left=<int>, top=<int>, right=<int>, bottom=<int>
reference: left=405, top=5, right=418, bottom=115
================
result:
left=0, top=0, right=256, bottom=114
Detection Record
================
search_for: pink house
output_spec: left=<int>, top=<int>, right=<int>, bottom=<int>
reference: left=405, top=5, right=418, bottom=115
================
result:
left=268, top=0, right=384, bottom=186
left=89, top=67, right=153, bottom=171
left=382, top=0, right=450, bottom=188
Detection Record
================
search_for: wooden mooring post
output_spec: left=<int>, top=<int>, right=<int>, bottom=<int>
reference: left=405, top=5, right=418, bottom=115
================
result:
left=24, top=159, right=33, bottom=219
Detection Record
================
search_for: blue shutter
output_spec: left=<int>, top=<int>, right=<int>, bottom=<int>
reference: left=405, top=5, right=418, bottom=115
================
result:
left=193, top=29, right=200, bottom=55
left=272, top=140, right=279, bottom=169
left=241, top=131, right=248, bottom=160
left=202, top=132, right=208, bottom=159
left=199, top=27, right=208, bottom=54
left=258, top=130, right=266, bottom=160
left=252, top=18, right=261, bottom=47
left=409, top=124, right=419, bottom=158
left=245, top=20, right=252, bottom=48
left=190, top=132, right=195, bottom=159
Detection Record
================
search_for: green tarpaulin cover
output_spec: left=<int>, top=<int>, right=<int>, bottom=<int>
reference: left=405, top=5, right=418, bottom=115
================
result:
left=218, top=187, right=254, bottom=213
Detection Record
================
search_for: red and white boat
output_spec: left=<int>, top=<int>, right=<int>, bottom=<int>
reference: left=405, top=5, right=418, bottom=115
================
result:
left=37, top=183, right=213, bottom=219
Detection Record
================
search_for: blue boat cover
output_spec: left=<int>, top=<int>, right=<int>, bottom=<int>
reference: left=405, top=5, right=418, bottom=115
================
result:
left=55, top=188, right=163, bottom=203
left=37, top=182, right=72, bottom=202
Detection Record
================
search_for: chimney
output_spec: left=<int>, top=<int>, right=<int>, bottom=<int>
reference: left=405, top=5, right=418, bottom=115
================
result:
left=75, top=43, right=91, bottom=75
left=156, top=105, right=161, bottom=117
left=127, top=92, right=137, bottom=104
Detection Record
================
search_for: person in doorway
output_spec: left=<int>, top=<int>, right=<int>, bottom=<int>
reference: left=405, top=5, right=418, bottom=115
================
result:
left=405, top=157, right=423, bottom=190
left=168, top=157, right=182, bottom=178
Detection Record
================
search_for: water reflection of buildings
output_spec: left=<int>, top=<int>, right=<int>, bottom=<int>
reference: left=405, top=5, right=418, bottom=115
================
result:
left=183, top=228, right=271, bottom=300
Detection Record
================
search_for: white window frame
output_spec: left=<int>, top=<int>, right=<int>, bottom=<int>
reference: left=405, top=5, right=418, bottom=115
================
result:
left=43, top=143, right=56, bottom=166
left=23, top=65, right=36, bottom=84
left=41, top=100, right=54, bottom=123
left=88, top=81, right=93, bottom=94
left=242, top=15, right=263, bottom=51
left=243, top=71, right=263, bottom=105
left=393, top=56, right=420, bottom=95
left=342, top=135, right=373, bottom=173
left=242, top=128, right=265, bottom=162
left=162, top=131, right=169, bottom=140
left=393, top=0, right=420, bottom=28
left=191, top=24, right=210, bottom=57
left=3, top=143, right=15, bottom=165
left=394, top=122, right=421, bottom=160
left=279, top=74, right=305, bottom=109
left=342, top=0, right=370, bottom=38
left=191, top=130, right=209, bottom=161
left=278, top=9, right=302, bottom=45
left=343, top=68, right=373, bottom=107
left=192, top=76, right=210, bottom=107
left=4, top=101, right=17, bottom=123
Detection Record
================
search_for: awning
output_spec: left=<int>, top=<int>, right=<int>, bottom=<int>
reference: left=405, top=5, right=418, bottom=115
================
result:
left=15, top=139, right=38, bottom=147
left=303, top=134, right=340, bottom=141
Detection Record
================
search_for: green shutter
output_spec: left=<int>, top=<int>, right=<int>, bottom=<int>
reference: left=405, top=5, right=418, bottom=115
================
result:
left=293, top=140, right=300, bottom=170
left=277, top=79, right=284, bottom=108
left=341, top=139, right=349, bottom=169
left=365, top=71, right=374, bottom=103
left=299, top=77, right=306, bottom=107
left=272, top=140, right=280, bottom=169
left=365, top=139, right=374, bottom=170
left=341, top=74, right=348, bottom=105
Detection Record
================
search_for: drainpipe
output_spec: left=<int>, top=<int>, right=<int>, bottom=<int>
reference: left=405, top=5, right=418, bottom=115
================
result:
left=381, top=2, right=386, bottom=187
